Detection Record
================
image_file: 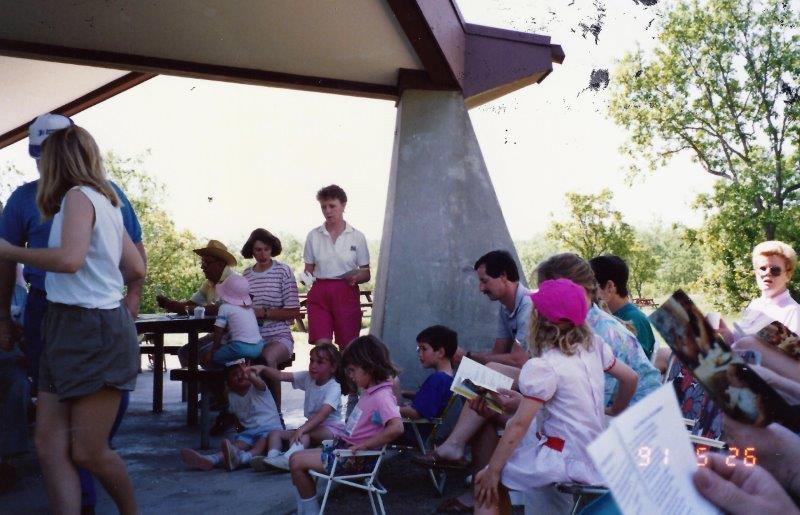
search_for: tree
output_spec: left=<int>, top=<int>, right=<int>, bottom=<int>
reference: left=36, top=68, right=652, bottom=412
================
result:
left=547, top=189, right=634, bottom=259
left=105, top=152, right=205, bottom=314
left=609, top=0, right=800, bottom=309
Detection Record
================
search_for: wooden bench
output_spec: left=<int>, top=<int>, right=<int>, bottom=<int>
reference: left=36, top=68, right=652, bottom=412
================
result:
left=169, top=353, right=295, bottom=449
left=139, top=333, right=183, bottom=372
left=294, top=290, right=373, bottom=332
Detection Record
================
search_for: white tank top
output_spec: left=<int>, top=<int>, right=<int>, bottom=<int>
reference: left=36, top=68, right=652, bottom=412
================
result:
left=45, top=185, right=124, bottom=309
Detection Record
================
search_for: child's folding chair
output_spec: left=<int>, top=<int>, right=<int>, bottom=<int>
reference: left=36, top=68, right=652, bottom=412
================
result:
left=310, top=445, right=389, bottom=515
left=401, top=395, right=459, bottom=495
left=555, top=482, right=610, bottom=515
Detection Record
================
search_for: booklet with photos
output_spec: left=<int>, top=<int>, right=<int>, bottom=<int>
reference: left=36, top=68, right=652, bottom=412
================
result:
left=451, top=357, right=514, bottom=414
left=649, top=290, right=800, bottom=431
left=755, top=320, right=800, bottom=361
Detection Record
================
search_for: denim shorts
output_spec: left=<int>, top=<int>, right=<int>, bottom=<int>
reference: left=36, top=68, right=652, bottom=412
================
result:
left=320, top=439, right=376, bottom=475
left=234, top=425, right=277, bottom=446
left=212, top=340, right=265, bottom=364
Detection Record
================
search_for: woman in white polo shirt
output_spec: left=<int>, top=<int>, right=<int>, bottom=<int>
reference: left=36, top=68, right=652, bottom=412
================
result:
left=303, top=185, right=370, bottom=350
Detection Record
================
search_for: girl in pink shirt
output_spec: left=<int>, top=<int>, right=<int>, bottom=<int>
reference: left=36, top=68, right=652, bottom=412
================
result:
left=288, top=335, right=404, bottom=515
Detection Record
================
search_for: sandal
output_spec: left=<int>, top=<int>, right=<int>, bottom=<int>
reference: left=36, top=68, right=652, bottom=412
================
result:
left=412, top=452, right=470, bottom=470
left=436, top=497, right=473, bottom=513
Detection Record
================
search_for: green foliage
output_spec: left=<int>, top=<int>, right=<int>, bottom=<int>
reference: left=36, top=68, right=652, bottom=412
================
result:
left=515, top=237, right=563, bottom=284
left=609, top=0, right=800, bottom=310
left=105, top=152, right=204, bottom=313
left=0, top=163, right=24, bottom=208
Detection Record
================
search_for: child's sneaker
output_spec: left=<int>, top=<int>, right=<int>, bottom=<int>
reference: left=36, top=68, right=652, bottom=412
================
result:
left=180, top=448, right=214, bottom=471
left=250, top=455, right=271, bottom=472
left=221, top=439, right=241, bottom=471
left=264, top=453, right=291, bottom=471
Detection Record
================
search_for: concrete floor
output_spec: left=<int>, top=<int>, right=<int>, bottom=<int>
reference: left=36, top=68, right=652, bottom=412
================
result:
left=1, top=336, right=472, bottom=514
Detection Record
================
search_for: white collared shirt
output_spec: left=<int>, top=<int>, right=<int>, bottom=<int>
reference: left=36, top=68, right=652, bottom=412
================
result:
left=303, top=223, right=369, bottom=279
left=736, top=289, right=800, bottom=337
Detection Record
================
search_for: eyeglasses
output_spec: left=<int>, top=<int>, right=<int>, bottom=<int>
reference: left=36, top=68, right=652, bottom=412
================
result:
left=758, top=265, right=783, bottom=277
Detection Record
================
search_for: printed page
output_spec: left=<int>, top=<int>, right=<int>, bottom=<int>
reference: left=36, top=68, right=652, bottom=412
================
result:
left=588, top=384, right=720, bottom=515
left=451, top=357, right=513, bottom=394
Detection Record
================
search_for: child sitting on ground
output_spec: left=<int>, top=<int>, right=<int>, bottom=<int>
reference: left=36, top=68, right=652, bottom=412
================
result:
left=204, top=273, right=266, bottom=365
left=249, top=343, right=347, bottom=471
left=399, top=325, right=456, bottom=434
left=180, top=360, right=283, bottom=471
left=473, top=279, right=639, bottom=514
left=288, top=335, right=405, bottom=515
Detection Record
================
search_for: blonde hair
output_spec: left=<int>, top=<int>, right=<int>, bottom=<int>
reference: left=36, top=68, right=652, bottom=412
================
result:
left=528, top=309, right=593, bottom=357
left=752, top=240, right=797, bottom=278
left=36, top=126, right=118, bottom=218
left=535, top=253, right=598, bottom=300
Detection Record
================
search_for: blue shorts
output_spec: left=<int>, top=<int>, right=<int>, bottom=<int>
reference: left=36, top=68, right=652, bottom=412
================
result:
left=320, top=440, right=376, bottom=476
left=234, top=425, right=276, bottom=446
left=212, top=340, right=265, bottom=364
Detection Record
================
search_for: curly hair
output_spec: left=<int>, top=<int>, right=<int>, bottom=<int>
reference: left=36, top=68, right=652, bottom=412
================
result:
left=316, top=184, right=347, bottom=204
left=528, top=309, right=594, bottom=357
left=241, top=228, right=282, bottom=258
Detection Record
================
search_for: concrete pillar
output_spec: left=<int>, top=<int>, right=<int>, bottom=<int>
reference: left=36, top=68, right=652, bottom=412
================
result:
left=371, top=89, right=525, bottom=388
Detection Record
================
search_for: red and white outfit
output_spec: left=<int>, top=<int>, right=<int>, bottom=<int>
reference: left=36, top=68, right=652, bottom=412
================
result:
left=501, top=336, right=616, bottom=491
left=303, top=223, right=369, bottom=349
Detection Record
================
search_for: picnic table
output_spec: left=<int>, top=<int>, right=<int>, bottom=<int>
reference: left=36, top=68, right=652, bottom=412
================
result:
left=135, top=314, right=215, bottom=425
left=295, top=289, right=373, bottom=332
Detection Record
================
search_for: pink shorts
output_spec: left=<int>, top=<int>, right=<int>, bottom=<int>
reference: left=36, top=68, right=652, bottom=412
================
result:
left=307, top=279, right=361, bottom=350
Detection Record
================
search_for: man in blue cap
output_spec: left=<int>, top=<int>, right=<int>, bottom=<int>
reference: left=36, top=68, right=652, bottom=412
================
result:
left=0, top=113, right=147, bottom=513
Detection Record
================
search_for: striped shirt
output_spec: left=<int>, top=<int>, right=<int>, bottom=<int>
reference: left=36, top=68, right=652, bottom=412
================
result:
left=243, top=261, right=300, bottom=342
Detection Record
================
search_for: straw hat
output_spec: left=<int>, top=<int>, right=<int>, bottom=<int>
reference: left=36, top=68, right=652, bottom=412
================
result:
left=193, top=240, right=237, bottom=267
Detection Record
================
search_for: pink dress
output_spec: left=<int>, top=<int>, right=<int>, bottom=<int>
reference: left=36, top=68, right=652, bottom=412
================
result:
left=501, top=336, right=616, bottom=491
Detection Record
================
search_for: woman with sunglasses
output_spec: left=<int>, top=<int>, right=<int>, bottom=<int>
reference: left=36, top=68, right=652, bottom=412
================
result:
left=719, top=241, right=800, bottom=379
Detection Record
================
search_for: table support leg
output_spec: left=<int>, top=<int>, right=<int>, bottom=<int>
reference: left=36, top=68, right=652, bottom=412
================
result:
left=153, top=333, right=164, bottom=413
left=187, top=330, right=199, bottom=426
left=200, top=381, right=210, bottom=449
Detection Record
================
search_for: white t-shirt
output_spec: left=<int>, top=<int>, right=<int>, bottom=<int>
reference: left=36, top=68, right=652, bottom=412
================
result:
left=228, top=385, right=281, bottom=430
left=215, top=303, right=262, bottom=344
left=46, top=186, right=124, bottom=309
left=303, top=223, right=369, bottom=279
left=292, top=371, right=345, bottom=428
left=735, top=289, right=800, bottom=337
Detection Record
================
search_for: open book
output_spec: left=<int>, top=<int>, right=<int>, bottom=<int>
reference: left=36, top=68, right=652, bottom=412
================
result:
left=450, top=357, right=513, bottom=414
left=587, top=384, right=720, bottom=515
left=650, top=290, right=800, bottom=431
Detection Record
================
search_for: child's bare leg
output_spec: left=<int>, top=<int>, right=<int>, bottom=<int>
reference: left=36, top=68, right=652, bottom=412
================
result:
left=289, top=449, right=326, bottom=499
left=249, top=437, right=269, bottom=456
left=473, top=484, right=511, bottom=515
left=267, top=429, right=293, bottom=453
left=234, top=440, right=250, bottom=451
left=306, top=427, right=335, bottom=447
left=435, top=403, right=491, bottom=461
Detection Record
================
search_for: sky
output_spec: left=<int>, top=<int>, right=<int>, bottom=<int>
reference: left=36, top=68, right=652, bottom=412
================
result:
left=0, top=0, right=718, bottom=245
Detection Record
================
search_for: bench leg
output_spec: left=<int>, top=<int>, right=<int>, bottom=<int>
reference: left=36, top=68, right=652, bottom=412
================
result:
left=200, top=382, right=210, bottom=450
left=153, top=334, right=164, bottom=414
left=187, top=331, right=199, bottom=426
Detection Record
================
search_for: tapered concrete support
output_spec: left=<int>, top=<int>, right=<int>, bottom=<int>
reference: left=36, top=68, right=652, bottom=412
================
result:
left=371, top=89, right=524, bottom=388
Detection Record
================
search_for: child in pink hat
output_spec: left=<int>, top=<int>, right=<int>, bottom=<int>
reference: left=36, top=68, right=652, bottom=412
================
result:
left=205, top=273, right=267, bottom=364
left=473, top=278, right=639, bottom=514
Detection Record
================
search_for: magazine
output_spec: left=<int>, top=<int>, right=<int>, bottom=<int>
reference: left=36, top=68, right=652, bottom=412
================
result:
left=650, top=290, right=800, bottom=431
left=755, top=320, right=800, bottom=361
left=450, top=357, right=513, bottom=414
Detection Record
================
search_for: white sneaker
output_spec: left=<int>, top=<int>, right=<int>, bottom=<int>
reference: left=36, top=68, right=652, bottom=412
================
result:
left=250, top=455, right=270, bottom=472
left=265, top=453, right=291, bottom=471
left=221, top=439, right=241, bottom=471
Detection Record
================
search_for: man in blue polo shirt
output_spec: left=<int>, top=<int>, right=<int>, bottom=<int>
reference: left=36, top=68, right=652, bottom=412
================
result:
left=0, top=113, right=147, bottom=512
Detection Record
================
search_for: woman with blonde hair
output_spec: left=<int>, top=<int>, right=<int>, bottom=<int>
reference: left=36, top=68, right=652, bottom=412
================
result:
left=0, top=125, right=144, bottom=514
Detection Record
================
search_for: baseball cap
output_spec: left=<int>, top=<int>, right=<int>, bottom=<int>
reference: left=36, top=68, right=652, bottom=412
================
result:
left=530, top=278, right=588, bottom=326
left=28, top=113, right=74, bottom=159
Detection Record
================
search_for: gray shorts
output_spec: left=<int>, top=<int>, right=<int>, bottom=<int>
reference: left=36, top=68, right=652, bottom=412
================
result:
left=39, top=302, right=139, bottom=401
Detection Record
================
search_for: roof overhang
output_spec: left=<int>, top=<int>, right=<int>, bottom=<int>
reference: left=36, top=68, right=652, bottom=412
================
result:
left=0, top=0, right=563, bottom=149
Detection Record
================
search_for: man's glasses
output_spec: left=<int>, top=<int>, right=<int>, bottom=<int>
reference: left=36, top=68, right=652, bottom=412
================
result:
left=758, top=265, right=783, bottom=277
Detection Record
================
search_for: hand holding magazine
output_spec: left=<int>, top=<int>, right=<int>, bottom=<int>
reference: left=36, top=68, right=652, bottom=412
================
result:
left=451, top=357, right=513, bottom=414
left=649, top=290, right=800, bottom=431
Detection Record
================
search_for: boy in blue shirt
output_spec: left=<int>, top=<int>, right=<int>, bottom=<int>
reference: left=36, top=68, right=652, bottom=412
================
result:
left=400, top=325, right=456, bottom=422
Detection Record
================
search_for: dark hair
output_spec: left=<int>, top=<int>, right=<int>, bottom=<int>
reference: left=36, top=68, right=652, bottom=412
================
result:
left=316, top=184, right=348, bottom=204
left=416, top=325, right=458, bottom=359
left=589, top=255, right=630, bottom=297
left=342, top=335, right=399, bottom=385
left=536, top=253, right=597, bottom=298
left=474, top=250, right=520, bottom=282
left=241, top=228, right=282, bottom=258
left=310, top=343, right=348, bottom=390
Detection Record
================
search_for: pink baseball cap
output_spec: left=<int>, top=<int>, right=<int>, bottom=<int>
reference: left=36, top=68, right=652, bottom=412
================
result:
left=216, top=273, right=252, bottom=307
left=530, top=278, right=588, bottom=326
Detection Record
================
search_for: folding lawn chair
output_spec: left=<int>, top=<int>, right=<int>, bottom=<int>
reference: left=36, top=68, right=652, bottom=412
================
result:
left=401, top=395, right=459, bottom=495
left=555, top=482, right=610, bottom=515
left=310, top=445, right=389, bottom=515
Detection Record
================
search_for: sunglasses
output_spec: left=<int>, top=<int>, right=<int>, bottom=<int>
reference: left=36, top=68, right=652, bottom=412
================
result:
left=758, top=265, right=783, bottom=277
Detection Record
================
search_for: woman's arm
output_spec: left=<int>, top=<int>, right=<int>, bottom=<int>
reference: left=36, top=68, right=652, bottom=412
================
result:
left=606, top=360, right=638, bottom=416
left=119, top=232, right=145, bottom=284
left=304, top=263, right=315, bottom=275
left=348, top=417, right=404, bottom=451
left=0, top=189, right=93, bottom=273
left=257, top=307, right=301, bottom=322
left=733, top=337, right=800, bottom=382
